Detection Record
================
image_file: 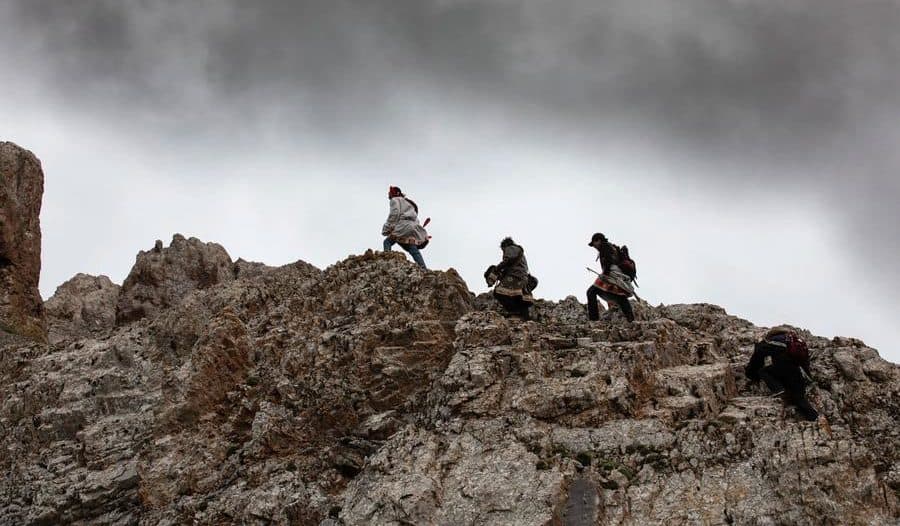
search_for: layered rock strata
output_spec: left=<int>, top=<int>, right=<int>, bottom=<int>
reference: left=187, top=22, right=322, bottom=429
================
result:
left=44, top=274, right=120, bottom=344
left=0, top=142, right=45, bottom=341
left=116, top=235, right=237, bottom=324
left=1, top=246, right=898, bottom=525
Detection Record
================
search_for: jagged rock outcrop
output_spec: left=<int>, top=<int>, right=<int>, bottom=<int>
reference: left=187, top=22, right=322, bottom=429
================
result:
left=1, top=246, right=898, bottom=525
left=44, top=274, right=120, bottom=344
left=337, top=305, right=898, bottom=525
left=116, top=235, right=236, bottom=324
left=0, top=142, right=45, bottom=341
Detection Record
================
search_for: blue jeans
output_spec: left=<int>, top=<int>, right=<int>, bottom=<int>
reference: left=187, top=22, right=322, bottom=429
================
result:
left=383, top=238, right=427, bottom=269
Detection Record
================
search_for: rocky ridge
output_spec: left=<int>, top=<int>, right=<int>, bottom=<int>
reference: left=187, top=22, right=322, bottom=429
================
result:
left=45, top=274, right=120, bottom=345
left=115, top=235, right=236, bottom=324
left=0, top=235, right=898, bottom=526
left=0, top=144, right=898, bottom=526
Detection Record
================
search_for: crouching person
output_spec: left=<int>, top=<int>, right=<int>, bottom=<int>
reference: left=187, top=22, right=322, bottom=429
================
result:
left=745, top=327, right=819, bottom=421
left=485, top=237, right=536, bottom=320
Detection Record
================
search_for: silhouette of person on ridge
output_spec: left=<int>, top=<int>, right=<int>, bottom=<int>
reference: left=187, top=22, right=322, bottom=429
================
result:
left=484, top=237, right=536, bottom=320
left=586, top=232, right=636, bottom=322
left=382, top=186, right=428, bottom=269
left=745, top=326, right=819, bottom=421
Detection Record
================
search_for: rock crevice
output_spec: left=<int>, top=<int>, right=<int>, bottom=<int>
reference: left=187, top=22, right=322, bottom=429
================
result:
left=0, top=144, right=897, bottom=525
left=1, top=247, right=897, bottom=525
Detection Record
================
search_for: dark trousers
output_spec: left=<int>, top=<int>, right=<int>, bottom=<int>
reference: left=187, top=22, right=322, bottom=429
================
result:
left=759, top=362, right=819, bottom=421
left=494, top=291, right=531, bottom=320
left=587, top=285, right=634, bottom=322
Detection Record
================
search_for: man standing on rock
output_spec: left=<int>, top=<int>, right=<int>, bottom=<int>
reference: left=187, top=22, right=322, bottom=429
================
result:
left=484, top=237, right=535, bottom=320
left=586, top=232, right=635, bottom=322
left=382, top=186, right=428, bottom=269
left=745, top=327, right=819, bottom=421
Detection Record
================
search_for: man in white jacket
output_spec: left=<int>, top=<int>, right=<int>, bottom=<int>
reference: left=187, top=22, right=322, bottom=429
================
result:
left=382, top=186, right=428, bottom=269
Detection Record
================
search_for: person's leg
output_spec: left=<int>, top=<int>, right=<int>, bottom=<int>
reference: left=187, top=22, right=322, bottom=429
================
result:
left=517, top=298, right=532, bottom=320
left=614, top=295, right=635, bottom=322
left=759, top=365, right=785, bottom=395
left=779, top=363, right=819, bottom=421
left=493, top=292, right=515, bottom=314
left=399, top=243, right=427, bottom=269
left=383, top=237, right=395, bottom=251
left=586, top=286, right=602, bottom=321
left=597, top=289, right=634, bottom=322
left=403, top=245, right=428, bottom=270
left=789, top=391, right=819, bottom=421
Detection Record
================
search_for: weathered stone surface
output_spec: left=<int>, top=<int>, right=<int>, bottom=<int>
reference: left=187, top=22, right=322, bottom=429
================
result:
left=338, top=421, right=570, bottom=526
left=0, top=141, right=45, bottom=341
left=44, top=273, right=120, bottom=344
left=232, top=257, right=274, bottom=279
left=1, top=246, right=899, bottom=525
left=116, top=234, right=235, bottom=324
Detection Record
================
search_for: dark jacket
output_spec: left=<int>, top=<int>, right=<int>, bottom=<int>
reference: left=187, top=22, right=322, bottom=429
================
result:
left=745, top=332, right=818, bottom=421
left=592, top=238, right=634, bottom=297
left=746, top=333, right=812, bottom=380
left=494, top=244, right=531, bottom=299
left=595, top=239, right=620, bottom=274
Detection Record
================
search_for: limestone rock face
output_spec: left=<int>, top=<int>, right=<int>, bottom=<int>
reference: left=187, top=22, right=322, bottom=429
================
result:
left=44, top=273, right=120, bottom=344
left=116, top=234, right=235, bottom=324
left=0, top=142, right=45, bottom=341
left=1, top=248, right=899, bottom=525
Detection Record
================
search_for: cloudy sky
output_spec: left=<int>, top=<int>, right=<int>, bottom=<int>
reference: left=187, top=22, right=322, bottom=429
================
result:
left=1, top=1, right=898, bottom=361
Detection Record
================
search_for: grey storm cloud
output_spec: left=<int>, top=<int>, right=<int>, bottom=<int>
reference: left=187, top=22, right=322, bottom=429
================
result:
left=3, top=0, right=900, bottom=292
left=8, top=0, right=900, bottom=146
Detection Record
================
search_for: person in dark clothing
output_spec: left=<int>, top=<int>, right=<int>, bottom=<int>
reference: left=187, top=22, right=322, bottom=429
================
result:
left=485, top=237, right=535, bottom=320
left=586, top=233, right=635, bottom=322
left=745, top=327, right=819, bottom=421
left=587, top=286, right=634, bottom=322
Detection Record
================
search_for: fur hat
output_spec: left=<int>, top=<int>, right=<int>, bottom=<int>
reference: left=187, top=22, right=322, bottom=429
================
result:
left=588, top=232, right=607, bottom=246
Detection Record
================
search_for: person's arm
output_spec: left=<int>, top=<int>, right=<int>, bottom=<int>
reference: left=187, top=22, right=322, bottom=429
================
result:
left=745, top=341, right=775, bottom=381
left=382, top=198, right=400, bottom=236
left=497, top=245, right=522, bottom=274
left=598, top=243, right=616, bottom=273
left=484, top=265, right=499, bottom=286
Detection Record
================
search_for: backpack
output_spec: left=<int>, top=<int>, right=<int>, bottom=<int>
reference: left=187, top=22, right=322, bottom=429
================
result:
left=527, top=274, right=539, bottom=292
left=617, top=245, right=637, bottom=281
left=784, top=332, right=810, bottom=365
left=767, top=329, right=809, bottom=365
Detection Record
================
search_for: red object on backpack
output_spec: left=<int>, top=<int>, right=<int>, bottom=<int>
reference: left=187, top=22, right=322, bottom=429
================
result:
left=785, top=332, right=810, bottom=364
